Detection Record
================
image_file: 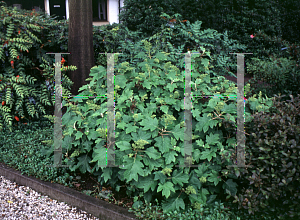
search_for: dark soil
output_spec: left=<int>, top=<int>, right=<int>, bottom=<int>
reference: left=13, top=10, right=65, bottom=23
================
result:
left=61, top=169, right=136, bottom=209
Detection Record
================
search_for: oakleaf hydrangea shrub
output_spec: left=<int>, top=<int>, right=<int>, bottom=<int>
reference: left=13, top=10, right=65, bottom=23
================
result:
left=40, top=34, right=276, bottom=216
left=224, top=94, right=300, bottom=219
left=0, top=2, right=74, bottom=132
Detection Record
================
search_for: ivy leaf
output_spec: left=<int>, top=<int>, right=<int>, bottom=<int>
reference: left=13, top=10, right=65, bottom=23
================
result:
left=118, top=88, right=133, bottom=104
left=161, top=196, right=185, bottom=214
left=222, top=179, right=238, bottom=196
left=166, top=82, right=177, bottom=92
left=131, top=127, right=152, bottom=142
left=189, top=187, right=209, bottom=204
left=196, top=139, right=205, bottom=148
left=117, top=132, right=132, bottom=142
left=194, top=162, right=209, bottom=177
left=144, top=147, right=161, bottom=160
left=164, top=150, right=178, bottom=164
left=206, top=194, right=217, bottom=205
left=206, top=133, right=219, bottom=145
left=171, top=170, right=189, bottom=186
left=193, top=148, right=201, bottom=162
left=164, top=96, right=177, bottom=105
left=160, top=105, right=169, bottom=114
left=90, top=147, right=107, bottom=166
left=200, top=149, right=216, bottom=162
left=174, top=100, right=182, bottom=111
left=125, top=125, right=138, bottom=134
left=143, top=157, right=163, bottom=171
left=136, top=175, right=158, bottom=193
left=207, top=98, right=217, bottom=110
left=101, top=168, right=112, bottom=183
left=75, top=131, right=83, bottom=140
left=117, top=121, right=127, bottom=130
left=72, top=154, right=92, bottom=174
left=192, top=108, right=201, bottom=119
left=199, top=187, right=210, bottom=204
left=171, top=124, right=184, bottom=141
left=154, top=136, right=172, bottom=153
left=195, top=114, right=211, bottom=133
left=207, top=170, right=221, bottom=186
left=157, top=181, right=175, bottom=199
left=116, top=141, right=131, bottom=151
left=154, top=51, right=169, bottom=62
left=189, top=172, right=201, bottom=187
left=222, top=103, right=236, bottom=114
left=87, top=130, right=100, bottom=141
left=142, top=80, right=151, bottom=89
left=62, top=135, right=73, bottom=149
left=140, top=117, right=159, bottom=131
left=201, top=58, right=210, bottom=69
left=115, top=75, right=127, bottom=88
left=82, top=140, right=93, bottom=152
left=154, top=171, right=167, bottom=184
left=123, top=158, right=145, bottom=182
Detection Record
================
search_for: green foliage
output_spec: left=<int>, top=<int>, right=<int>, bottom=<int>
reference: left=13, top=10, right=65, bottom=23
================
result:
left=189, top=0, right=283, bottom=57
left=39, top=23, right=276, bottom=216
left=0, top=119, right=72, bottom=187
left=278, top=0, right=300, bottom=45
left=246, top=52, right=300, bottom=102
left=107, top=11, right=249, bottom=80
left=128, top=199, right=241, bottom=220
left=118, top=0, right=300, bottom=100
left=0, top=3, right=75, bottom=132
left=119, top=0, right=182, bottom=40
left=0, top=3, right=297, bottom=218
left=92, top=22, right=143, bottom=69
left=224, top=94, right=300, bottom=219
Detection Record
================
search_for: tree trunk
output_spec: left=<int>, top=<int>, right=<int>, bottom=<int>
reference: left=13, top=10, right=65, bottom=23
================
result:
left=68, top=0, right=94, bottom=96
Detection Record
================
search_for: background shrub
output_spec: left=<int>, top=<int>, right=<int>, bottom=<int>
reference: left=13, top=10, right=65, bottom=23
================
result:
left=220, top=93, right=300, bottom=219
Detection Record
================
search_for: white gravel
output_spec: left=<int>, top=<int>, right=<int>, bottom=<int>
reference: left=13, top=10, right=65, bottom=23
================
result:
left=0, top=176, right=100, bottom=220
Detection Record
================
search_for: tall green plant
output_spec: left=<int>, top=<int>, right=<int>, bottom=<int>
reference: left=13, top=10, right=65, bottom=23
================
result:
left=0, top=3, right=75, bottom=132
left=40, top=20, right=277, bottom=216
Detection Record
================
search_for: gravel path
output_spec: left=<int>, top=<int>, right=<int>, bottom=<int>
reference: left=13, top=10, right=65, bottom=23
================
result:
left=0, top=176, right=100, bottom=220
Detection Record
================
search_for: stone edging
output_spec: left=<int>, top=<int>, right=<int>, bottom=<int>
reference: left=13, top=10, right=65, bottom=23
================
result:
left=0, top=162, right=137, bottom=220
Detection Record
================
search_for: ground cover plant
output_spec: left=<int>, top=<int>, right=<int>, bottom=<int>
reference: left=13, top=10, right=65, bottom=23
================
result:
left=0, top=2, right=299, bottom=219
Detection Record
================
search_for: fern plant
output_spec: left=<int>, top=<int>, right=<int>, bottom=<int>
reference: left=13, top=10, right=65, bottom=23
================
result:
left=0, top=3, right=75, bottom=132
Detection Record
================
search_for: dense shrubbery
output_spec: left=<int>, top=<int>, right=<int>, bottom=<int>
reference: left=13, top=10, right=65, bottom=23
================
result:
left=1, top=1, right=300, bottom=219
left=221, top=94, right=300, bottom=219
left=39, top=21, right=278, bottom=217
left=0, top=2, right=75, bottom=132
